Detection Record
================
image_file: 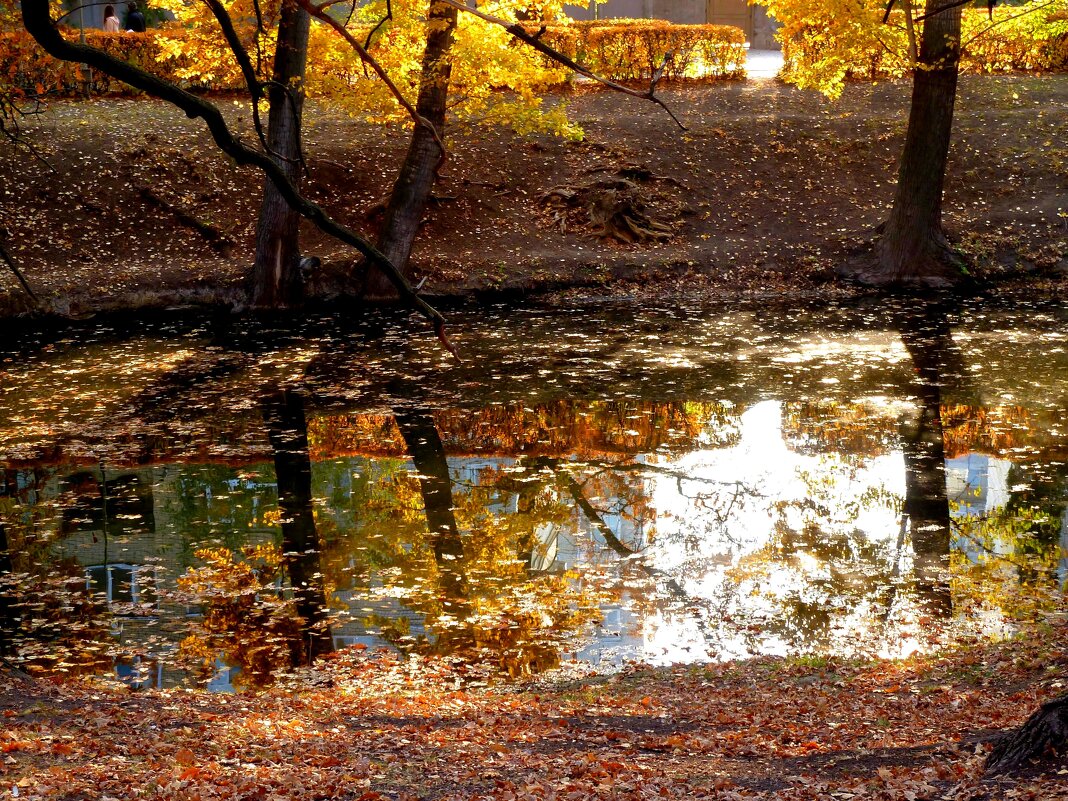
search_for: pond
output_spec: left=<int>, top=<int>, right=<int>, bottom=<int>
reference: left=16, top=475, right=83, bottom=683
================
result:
left=0, top=297, right=1065, bottom=691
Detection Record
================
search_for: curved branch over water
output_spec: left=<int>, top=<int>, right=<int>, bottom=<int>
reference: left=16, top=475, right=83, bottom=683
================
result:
left=20, top=0, right=458, bottom=355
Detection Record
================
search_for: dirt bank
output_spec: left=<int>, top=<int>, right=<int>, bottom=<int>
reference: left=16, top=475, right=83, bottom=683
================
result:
left=0, top=74, right=1066, bottom=316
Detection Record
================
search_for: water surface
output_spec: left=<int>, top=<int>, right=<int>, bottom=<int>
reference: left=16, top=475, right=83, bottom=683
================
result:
left=1, top=299, right=1065, bottom=689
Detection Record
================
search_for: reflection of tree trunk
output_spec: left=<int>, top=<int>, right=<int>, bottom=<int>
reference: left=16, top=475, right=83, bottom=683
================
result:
left=899, top=308, right=954, bottom=615
left=263, top=389, right=334, bottom=662
left=393, top=409, right=466, bottom=607
left=0, top=522, right=14, bottom=657
left=552, top=461, right=718, bottom=646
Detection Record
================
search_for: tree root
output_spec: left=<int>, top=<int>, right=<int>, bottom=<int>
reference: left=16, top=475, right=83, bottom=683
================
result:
left=138, top=187, right=235, bottom=257
left=837, top=227, right=972, bottom=290
left=541, top=169, right=675, bottom=244
left=985, top=694, right=1068, bottom=775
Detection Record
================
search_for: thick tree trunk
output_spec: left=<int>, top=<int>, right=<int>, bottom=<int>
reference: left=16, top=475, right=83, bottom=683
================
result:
left=898, top=307, right=953, bottom=614
left=986, top=694, right=1068, bottom=775
left=249, top=0, right=311, bottom=309
left=263, top=389, right=334, bottom=662
left=364, top=0, right=457, bottom=300
left=846, top=0, right=967, bottom=287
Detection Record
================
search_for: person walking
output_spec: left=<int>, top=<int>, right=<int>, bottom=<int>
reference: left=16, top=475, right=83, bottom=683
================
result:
left=102, top=5, right=121, bottom=32
left=126, top=1, right=146, bottom=32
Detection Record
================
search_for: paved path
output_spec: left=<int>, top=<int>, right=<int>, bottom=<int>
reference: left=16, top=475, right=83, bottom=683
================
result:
left=746, top=49, right=784, bottom=79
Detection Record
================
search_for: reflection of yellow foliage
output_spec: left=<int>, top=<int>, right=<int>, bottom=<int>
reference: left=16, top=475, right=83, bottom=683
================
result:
left=261, top=509, right=285, bottom=527
left=783, top=402, right=1041, bottom=461
left=951, top=506, right=1064, bottom=623
left=444, top=572, right=606, bottom=677
left=177, top=545, right=303, bottom=688
left=941, top=405, right=1033, bottom=460
left=308, top=400, right=738, bottom=460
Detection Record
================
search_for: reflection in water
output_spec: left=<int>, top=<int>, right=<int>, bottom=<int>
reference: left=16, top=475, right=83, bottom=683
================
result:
left=263, top=389, right=334, bottom=662
left=897, top=304, right=957, bottom=615
left=0, top=518, right=14, bottom=658
left=393, top=408, right=466, bottom=606
left=0, top=301, right=1066, bottom=685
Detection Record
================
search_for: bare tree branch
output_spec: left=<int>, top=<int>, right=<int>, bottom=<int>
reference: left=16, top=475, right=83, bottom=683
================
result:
left=296, top=0, right=448, bottom=161
left=199, top=0, right=307, bottom=172
left=0, top=240, right=39, bottom=307
left=360, top=0, right=393, bottom=50
left=20, top=0, right=459, bottom=357
left=0, top=92, right=54, bottom=170
left=438, top=0, right=688, bottom=131
left=962, top=0, right=1058, bottom=48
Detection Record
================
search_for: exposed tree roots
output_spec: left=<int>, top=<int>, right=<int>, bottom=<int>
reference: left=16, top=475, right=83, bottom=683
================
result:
left=837, top=227, right=971, bottom=290
left=541, top=169, right=675, bottom=244
left=985, top=694, right=1068, bottom=775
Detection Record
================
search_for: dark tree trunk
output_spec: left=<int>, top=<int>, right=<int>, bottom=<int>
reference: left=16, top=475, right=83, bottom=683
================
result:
left=393, top=409, right=466, bottom=606
left=263, top=388, right=334, bottom=662
left=986, top=694, right=1068, bottom=775
left=249, top=0, right=311, bottom=309
left=364, top=0, right=457, bottom=300
left=846, top=0, right=966, bottom=287
left=898, top=307, right=954, bottom=614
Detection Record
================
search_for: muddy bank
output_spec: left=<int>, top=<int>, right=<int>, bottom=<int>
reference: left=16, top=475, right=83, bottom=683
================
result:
left=0, top=74, right=1066, bottom=317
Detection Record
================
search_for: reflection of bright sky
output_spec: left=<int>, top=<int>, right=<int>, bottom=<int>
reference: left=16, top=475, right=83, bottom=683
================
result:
left=610, top=400, right=927, bottom=666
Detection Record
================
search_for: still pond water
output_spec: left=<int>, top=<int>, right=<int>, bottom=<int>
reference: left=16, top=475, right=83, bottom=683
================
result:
left=0, top=299, right=1065, bottom=690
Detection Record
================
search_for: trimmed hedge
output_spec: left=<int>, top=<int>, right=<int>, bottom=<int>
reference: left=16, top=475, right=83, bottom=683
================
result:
left=4, top=6, right=1065, bottom=100
left=0, top=20, right=746, bottom=97
left=539, top=19, right=747, bottom=81
left=0, top=28, right=249, bottom=96
left=781, top=3, right=1068, bottom=83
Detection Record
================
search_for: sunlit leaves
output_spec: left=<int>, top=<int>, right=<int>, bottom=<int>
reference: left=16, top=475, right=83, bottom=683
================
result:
left=756, top=0, right=1068, bottom=99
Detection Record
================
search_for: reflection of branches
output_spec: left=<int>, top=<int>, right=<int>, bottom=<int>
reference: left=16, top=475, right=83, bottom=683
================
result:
left=560, top=471, right=638, bottom=556
left=951, top=518, right=1038, bottom=573
left=559, top=468, right=720, bottom=651
left=691, top=481, right=751, bottom=526
left=582, top=458, right=762, bottom=528
left=877, top=514, right=909, bottom=624
left=585, top=458, right=750, bottom=487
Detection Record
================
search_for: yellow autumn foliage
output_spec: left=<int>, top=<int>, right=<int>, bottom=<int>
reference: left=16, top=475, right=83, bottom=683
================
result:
left=754, top=0, right=1068, bottom=98
left=2, top=0, right=745, bottom=135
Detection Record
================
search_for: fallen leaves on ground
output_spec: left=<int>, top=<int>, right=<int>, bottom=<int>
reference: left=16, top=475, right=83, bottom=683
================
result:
left=1, top=620, right=1067, bottom=800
